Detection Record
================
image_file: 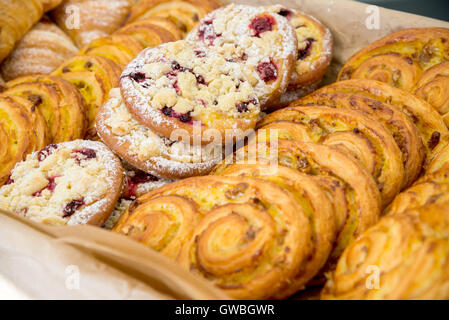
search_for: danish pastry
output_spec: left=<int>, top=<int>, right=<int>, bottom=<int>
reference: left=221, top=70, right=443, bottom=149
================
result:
left=120, top=41, right=260, bottom=144
left=217, top=164, right=336, bottom=299
left=186, top=4, right=298, bottom=107
left=41, top=0, right=62, bottom=11
left=0, top=18, right=78, bottom=81
left=305, top=79, right=449, bottom=165
left=0, top=140, right=124, bottom=226
left=129, top=17, right=184, bottom=41
left=428, top=143, right=449, bottom=174
left=96, top=88, right=223, bottom=179
left=51, top=0, right=135, bottom=47
left=52, top=55, right=121, bottom=139
left=78, top=34, right=145, bottom=68
left=257, top=106, right=404, bottom=205
left=132, top=175, right=314, bottom=299
left=322, top=204, right=449, bottom=300
left=126, top=0, right=221, bottom=35
left=298, top=91, right=425, bottom=188
left=4, top=75, right=87, bottom=142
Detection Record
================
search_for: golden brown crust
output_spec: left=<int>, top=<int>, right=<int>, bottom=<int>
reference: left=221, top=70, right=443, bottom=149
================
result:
left=428, top=142, right=449, bottom=174
left=115, top=19, right=179, bottom=47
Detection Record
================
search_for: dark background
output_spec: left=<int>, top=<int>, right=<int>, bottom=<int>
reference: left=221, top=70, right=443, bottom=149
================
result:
left=356, top=0, right=449, bottom=22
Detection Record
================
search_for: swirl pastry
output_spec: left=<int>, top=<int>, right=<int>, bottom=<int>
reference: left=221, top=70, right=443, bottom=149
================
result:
left=257, top=106, right=404, bottom=205
left=120, top=41, right=260, bottom=144
left=78, top=35, right=144, bottom=69
left=414, top=61, right=449, bottom=126
left=305, top=79, right=449, bottom=165
left=115, top=19, right=180, bottom=48
left=0, top=18, right=78, bottom=82
left=428, top=143, right=449, bottom=174
left=0, top=140, right=124, bottom=226
left=4, top=75, right=87, bottom=142
left=186, top=4, right=298, bottom=107
left=129, top=175, right=313, bottom=299
left=52, top=55, right=121, bottom=139
left=41, top=0, right=62, bottom=11
left=216, top=164, right=336, bottom=298
left=322, top=204, right=449, bottom=300
left=51, top=0, right=135, bottom=48
left=298, top=91, right=425, bottom=188
left=126, top=0, right=221, bottom=35
left=96, top=88, right=223, bottom=179
left=215, top=139, right=382, bottom=266
left=0, top=0, right=45, bottom=62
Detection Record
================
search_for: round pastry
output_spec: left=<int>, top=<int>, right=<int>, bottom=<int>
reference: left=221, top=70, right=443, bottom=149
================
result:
left=52, top=55, right=122, bottom=139
left=132, top=175, right=314, bottom=299
left=257, top=106, right=404, bottom=205
left=186, top=4, right=298, bottom=107
left=96, top=88, right=224, bottom=179
left=217, top=164, right=336, bottom=299
left=267, top=5, right=333, bottom=90
left=338, top=28, right=449, bottom=88
left=306, top=79, right=449, bottom=165
left=0, top=96, right=33, bottom=185
left=78, top=35, right=145, bottom=68
left=114, top=19, right=180, bottom=48
left=0, top=140, right=124, bottom=226
left=428, top=143, right=449, bottom=174
left=414, top=61, right=449, bottom=126
left=214, top=139, right=382, bottom=266
left=126, top=0, right=221, bottom=35
left=120, top=41, right=261, bottom=144
left=322, top=204, right=449, bottom=300
left=4, top=75, right=87, bottom=142
left=298, top=91, right=425, bottom=188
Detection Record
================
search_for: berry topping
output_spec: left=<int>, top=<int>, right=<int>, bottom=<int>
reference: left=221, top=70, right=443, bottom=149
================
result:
left=130, top=72, right=146, bottom=82
left=257, top=60, right=278, bottom=82
left=250, top=14, right=276, bottom=37
left=38, top=144, right=58, bottom=162
left=162, top=106, right=173, bottom=117
left=196, top=74, right=207, bottom=86
left=4, top=177, right=14, bottom=185
left=179, top=112, right=192, bottom=123
left=298, top=38, right=315, bottom=60
left=73, top=148, right=97, bottom=164
left=277, top=8, right=293, bottom=19
left=236, top=102, right=249, bottom=113
left=32, top=175, right=60, bottom=197
left=194, top=50, right=206, bottom=58
left=63, top=199, right=85, bottom=218
left=198, top=20, right=219, bottom=44
left=123, top=171, right=158, bottom=199
left=161, top=107, right=193, bottom=123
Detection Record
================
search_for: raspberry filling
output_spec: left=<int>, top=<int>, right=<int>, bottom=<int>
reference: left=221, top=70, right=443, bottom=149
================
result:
left=298, top=38, right=315, bottom=60
left=38, top=144, right=58, bottom=162
left=236, top=98, right=258, bottom=113
left=4, top=177, right=14, bottom=185
left=257, top=60, right=278, bottom=82
left=73, top=148, right=97, bottom=164
left=169, top=61, right=208, bottom=86
left=129, top=72, right=146, bottom=82
left=161, top=106, right=192, bottom=123
left=63, top=199, right=85, bottom=218
left=250, top=14, right=276, bottom=37
left=32, top=175, right=60, bottom=197
left=123, top=171, right=159, bottom=200
left=277, top=8, right=293, bottom=19
left=198, top=20, right=219, bottom=45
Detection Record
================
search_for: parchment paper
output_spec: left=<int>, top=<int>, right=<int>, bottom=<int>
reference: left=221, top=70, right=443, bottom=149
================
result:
left=1, top=0, right=449, bottom=300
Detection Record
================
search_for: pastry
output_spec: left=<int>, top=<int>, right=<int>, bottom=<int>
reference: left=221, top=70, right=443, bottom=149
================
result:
left=120, top=41, right=260, bottom=144
left=0, top=140, right=124, bottom=226
left=214, top=139, right=382, bottom=267
left=322, top=204, right=449, bottom=300
left=428, top=143, right=449, bottom=174
left=114, top=19, right=180, bottom=48
left=0, top=18, right=78, bottom=81
left=128, top=17, right=184, bottom=41
left=4, top=75, right=87, bottom=142
left=52, top=55, right=121, bottom=139
left=96, top=88, right=224, bottom=179
left=78, top=34, right=145, bottom=69
left=186, top=4, right=298, bottom=107
left=50, top=0, right=135, bottom=47
left=257, top=106, right=405, bottom=205
left=129, top=175, right=314, bottom=299
left=126, top=0, right=221, bottom=35
left=0, top=0, right=44, bottom=62
left=305, top=79, right=449, bottom=165
left=298, top=91, right=425, bottom=188
left=41, top=0, right=62, bottom=11
left=217, top=164, right=336, bottom=299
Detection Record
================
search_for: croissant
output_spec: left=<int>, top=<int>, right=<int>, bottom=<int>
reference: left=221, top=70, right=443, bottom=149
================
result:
left=0, top=0, right=45, bottom=62
left=50, top=0, right=135, bottom=48
left=322, top=204, right=449, bottom=300
left=0, top=18, right=78, bottom=82
left=305, top=79, right=449, bottom=166
left=4, top=75, right=87, bottom=142
left=52, top=55, right=121, bottom=139
left=126, top=0, right=221, bottom=34
left=257, top=106, right=404, bottom=206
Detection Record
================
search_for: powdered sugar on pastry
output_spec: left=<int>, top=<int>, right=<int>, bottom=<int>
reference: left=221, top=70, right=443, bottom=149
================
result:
left=0, top=140, right=123, bottom=226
